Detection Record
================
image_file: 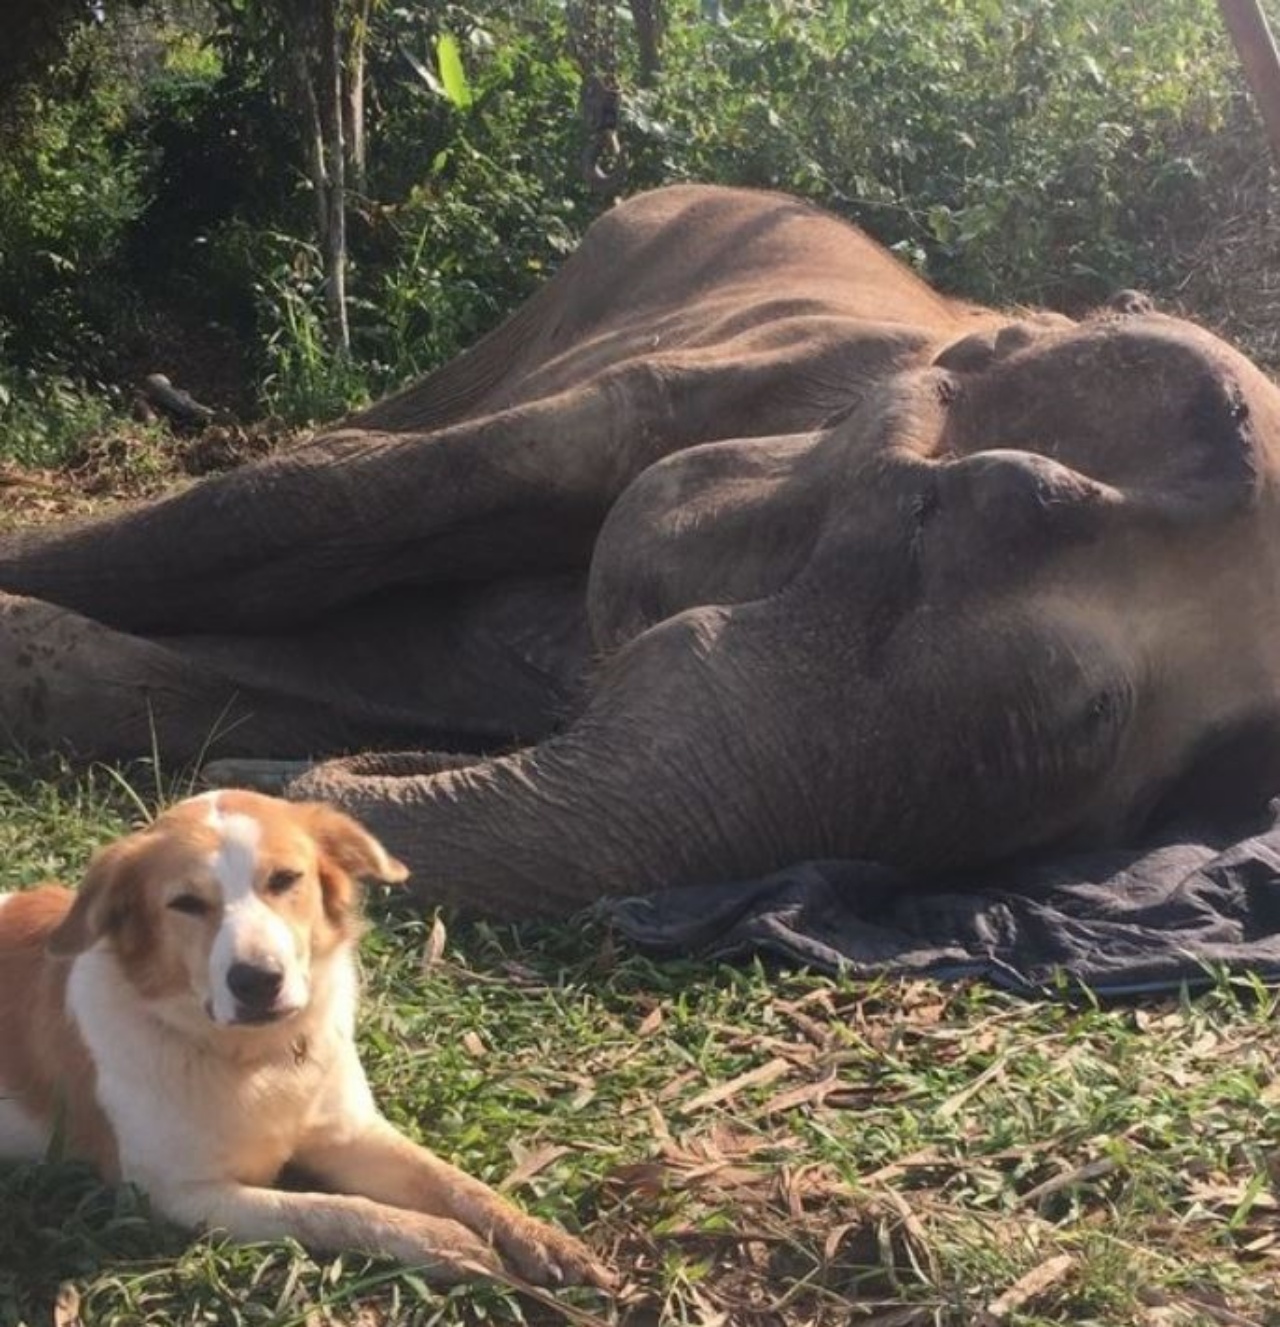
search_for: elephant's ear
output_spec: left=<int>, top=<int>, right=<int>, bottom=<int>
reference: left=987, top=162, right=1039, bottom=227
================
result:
left=947, top=318, right=1277, bottom=528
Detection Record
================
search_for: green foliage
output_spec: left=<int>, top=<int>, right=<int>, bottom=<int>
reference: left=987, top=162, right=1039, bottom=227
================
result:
left=0, top=0, right=1265, bottom=445
left=351, top=149, right=581, bottom=392
left=632, top=0, right=1238, bottom=304
left=255, top=234, right=372, bottom=422
left=126, top=49, right=298, bottom=314
left=0, top=26, right=148, bottom=377
left=238, top=0, right=1253, bottom=425
left=434, top=32, right=476, bottom=110
left=255, top=0, right=590, bottom=420
left=0, top=362, right=113, bottom=469
left=0, top=24, right=158, bottom=462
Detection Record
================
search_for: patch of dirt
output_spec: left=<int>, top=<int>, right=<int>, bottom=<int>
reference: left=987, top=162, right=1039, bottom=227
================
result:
left=593, top=1125, right=924, bottom=1327
left=0, top=420, right=306, bottom=530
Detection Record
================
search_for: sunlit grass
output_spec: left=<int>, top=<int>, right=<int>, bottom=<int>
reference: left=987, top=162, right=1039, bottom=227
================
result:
left=1, top=762, right=1277, bottom=1325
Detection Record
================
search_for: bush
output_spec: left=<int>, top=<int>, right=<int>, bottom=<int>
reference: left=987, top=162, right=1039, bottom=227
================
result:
left=0, top=25, right=148, bottom=382
left=255, top=0, right=593, bottom=420
left=0, top=362, right=113, bottom=470
left=632, top=0, right=1240, bottom=306
left=0, top=0, right=1264, bottom=451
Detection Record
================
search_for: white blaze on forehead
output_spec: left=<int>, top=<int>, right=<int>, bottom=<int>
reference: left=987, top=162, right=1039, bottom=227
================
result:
left=202, top=796, right=310, bottom=1024
left=205, top=801, right=263, bottom=904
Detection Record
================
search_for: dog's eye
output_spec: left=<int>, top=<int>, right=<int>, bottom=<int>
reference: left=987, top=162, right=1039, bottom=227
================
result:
left=266, top=869, right=302, bottom=896
left=169, top=893, right=210, bottom=917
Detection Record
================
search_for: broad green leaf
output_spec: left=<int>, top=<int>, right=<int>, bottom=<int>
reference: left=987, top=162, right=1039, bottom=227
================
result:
left=434, top=33, right=473, bottom=110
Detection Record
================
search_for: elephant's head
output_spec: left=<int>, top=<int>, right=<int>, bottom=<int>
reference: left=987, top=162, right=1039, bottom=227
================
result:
left=788, top=311, right=1280, bottom=862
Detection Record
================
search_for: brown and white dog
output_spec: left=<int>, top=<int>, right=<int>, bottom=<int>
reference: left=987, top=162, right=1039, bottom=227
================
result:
left=0, top=790, right=607, bottom=1287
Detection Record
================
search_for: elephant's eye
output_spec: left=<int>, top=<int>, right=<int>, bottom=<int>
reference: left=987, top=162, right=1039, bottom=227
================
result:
left=169, top=893, right=211, bottom=917
left=266, top=868, right=303, bottom=896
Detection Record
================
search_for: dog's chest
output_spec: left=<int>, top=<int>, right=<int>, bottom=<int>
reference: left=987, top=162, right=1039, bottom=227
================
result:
left=190, top=1051, right=336, bottom=1183
left=68, top=952, right=366, bottom=1189
left=98, top=1026, right=349, bottom=1186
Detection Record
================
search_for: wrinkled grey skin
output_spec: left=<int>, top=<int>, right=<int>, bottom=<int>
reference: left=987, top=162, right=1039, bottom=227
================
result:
left=3, top=185, right=1280, bottom=916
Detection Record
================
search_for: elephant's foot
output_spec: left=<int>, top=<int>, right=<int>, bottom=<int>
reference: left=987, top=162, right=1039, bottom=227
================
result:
left=0, top=592, right=224, bottom=757
left=0, top=593, right=325, bottom=762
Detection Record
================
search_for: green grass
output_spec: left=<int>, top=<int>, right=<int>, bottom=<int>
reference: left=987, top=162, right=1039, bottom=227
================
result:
left=1, top=758, right=1278, bottom=1326
left=0, top=373, right=117, bottom=472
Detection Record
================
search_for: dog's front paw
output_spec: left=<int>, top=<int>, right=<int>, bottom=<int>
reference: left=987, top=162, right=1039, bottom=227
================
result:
left=395, top=1213, right=504, bottom=1282
left=495, top=1215, right=614, bottom=1291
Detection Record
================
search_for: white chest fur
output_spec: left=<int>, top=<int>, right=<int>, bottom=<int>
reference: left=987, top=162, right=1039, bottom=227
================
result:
left=66, top=944, right=376, bottom=1195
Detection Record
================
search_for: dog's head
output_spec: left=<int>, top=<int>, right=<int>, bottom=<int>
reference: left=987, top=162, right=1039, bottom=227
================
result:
left=47, top=791, right=408, bottom=1030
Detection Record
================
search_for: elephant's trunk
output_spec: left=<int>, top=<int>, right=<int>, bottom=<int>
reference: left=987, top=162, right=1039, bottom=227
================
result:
left=289, top=734, right=756, bottom=917
left=287, top=599, right=820, bottom=915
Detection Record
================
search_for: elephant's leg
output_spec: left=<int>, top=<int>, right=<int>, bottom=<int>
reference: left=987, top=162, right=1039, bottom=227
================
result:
left=0, top=350, right=833, bottom=636
left=178, top=575, right=589, bottom=747
left=0, top=394, right=615, bottom=634
left=0, top=593, right=341, bottom=759
left=0, top=575, right=588, bottom=762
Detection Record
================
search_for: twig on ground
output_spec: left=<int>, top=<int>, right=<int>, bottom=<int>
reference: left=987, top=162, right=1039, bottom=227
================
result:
left=976, top=1253, right=1076, bottom=1324
left=679, top=1058, right=792, bottom=1115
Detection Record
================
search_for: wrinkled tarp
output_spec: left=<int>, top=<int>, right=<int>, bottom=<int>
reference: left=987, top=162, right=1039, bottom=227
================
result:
left=603, top=811, right=1280, bottom=995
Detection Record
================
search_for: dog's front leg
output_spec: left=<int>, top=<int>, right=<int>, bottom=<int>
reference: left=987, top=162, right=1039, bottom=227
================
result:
left=296, top=1118, right=611, bottom=1289
left=157, top=1181, right=501, bottom=1280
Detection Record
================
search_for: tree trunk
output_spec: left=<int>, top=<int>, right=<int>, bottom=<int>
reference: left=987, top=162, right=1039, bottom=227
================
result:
left=343, top=0, right=370, bottom=195
left=1218, top=0, right=1280, bottom=169
left=628, top=0, right=663, bottom=83
left=293, top=38, right=330, bottom=288
left=282, top=0, right=351, bottom=357
left=282, top=5, right=330, bottom=331
left=318, top=0, right=351, bottom=354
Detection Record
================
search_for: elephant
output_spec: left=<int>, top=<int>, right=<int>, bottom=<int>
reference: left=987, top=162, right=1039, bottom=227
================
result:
left=2, top=183, right=1280, bottom=918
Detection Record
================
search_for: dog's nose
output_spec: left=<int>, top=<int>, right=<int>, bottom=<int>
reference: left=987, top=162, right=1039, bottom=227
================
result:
left=226, top=960, right=284, bottom=1009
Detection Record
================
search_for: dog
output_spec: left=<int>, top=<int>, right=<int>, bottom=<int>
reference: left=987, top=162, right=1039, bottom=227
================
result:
left=0, top=790, right=608, bottom=1287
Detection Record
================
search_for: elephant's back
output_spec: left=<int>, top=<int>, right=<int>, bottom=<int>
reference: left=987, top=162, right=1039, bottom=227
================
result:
left=336, top=186, right=991, bottom=437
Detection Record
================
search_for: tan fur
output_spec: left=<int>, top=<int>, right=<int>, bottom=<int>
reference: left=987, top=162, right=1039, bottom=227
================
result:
left=0, top=793, right=609, bottom=1289
left=0, top=887, right=118, bottom=1173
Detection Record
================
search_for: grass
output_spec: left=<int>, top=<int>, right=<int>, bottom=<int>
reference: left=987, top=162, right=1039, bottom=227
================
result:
left=0, top=758, right=1277, bottom=1327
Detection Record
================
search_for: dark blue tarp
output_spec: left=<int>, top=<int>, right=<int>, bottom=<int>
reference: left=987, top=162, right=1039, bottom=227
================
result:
left=603, top=810, right=1280, bottom=995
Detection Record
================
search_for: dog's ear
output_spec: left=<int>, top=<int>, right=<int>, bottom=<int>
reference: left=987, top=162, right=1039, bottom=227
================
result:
left=46, top=837, right=140, bottom=957
left=300, top=803, right=409, bottom=884
left=297, top=803, right=409, bottom=923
